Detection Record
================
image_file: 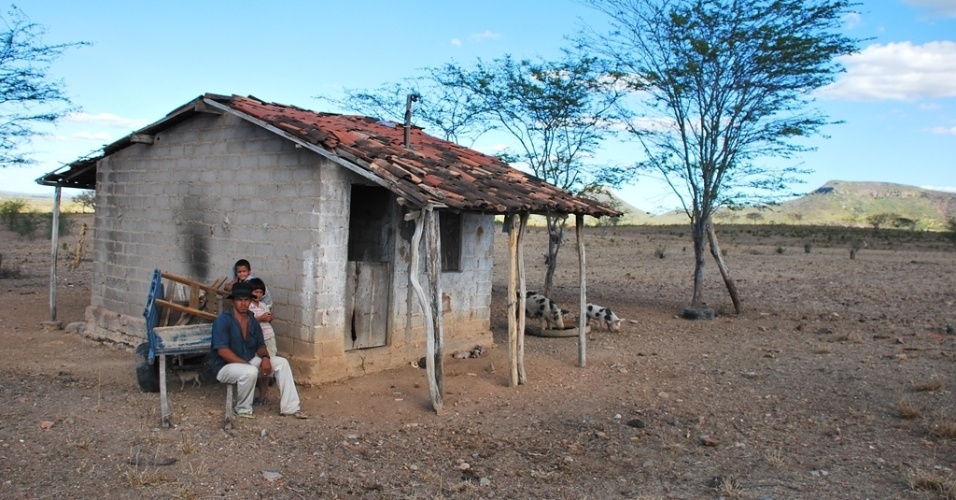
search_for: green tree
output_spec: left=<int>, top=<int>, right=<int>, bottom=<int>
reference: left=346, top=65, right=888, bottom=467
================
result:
left=0, top=6, right=87, bottom=167
left=437, top=53, right=628, bottom=296
left=72, top=190, right=95, bottom=213
left=867, top=213, right=896, bottom=231
left=581, top=0, right=858, bottom=313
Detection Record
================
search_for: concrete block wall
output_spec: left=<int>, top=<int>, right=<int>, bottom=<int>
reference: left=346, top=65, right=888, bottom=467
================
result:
left=87, top=112, right=338, bottom=350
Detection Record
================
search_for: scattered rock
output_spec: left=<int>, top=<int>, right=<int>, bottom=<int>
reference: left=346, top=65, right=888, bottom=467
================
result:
left=262, top=471, right=282, bottom=483
left=700, top=436, right=720, bottom=447
left=39, top=421, right=54, bottom=430
left=626, top=419, right=646, bottom=428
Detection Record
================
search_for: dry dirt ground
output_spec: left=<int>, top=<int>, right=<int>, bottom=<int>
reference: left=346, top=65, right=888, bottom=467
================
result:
left=1, top=218, right=955, bottom=499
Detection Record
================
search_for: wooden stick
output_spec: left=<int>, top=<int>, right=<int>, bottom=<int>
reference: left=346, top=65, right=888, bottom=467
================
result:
left=506, top=214, right=519, bottom=387
left=155, top=299, right=218, bottom=321
left=517, top=213, right=528, bottom=385
left=576, top=214, right=587, bottom=367
left=426, top=209, right=444, bottom=407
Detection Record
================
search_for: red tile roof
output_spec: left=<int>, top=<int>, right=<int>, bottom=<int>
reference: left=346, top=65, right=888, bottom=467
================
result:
left=42, top=93, right=621, bottom=217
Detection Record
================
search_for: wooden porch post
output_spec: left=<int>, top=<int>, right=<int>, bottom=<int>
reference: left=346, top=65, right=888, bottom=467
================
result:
left=576, top=214, right=587, bottom=367
left=516, top=213, right=529, bottom=384
left=406, top=207, right=443, bottom=412
left=49, top=185, right=62, bottom=322
left=506, top=214, right=519, bottom=387
left=425, top=208, right=444, bottom=403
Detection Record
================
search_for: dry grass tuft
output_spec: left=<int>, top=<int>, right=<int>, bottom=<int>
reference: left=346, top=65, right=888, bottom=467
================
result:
left=661, top=441, right=685, bottom=454
left=927, top=412, right=956, bottom=439
left=914, top=377, right=945, bottom=393
left=179, top=433, right=197, bottom=454
left=907, top=467, right=956, bottom=499
left=898, top=400, right=922, bottom=420
left=764, top=448, right=787, bottom=467
left=815, top=345, right=832, bottom=354
left=69, top=436, right=95, bottom=451
left=711, top=475, right=744, bottom=498
left=183, top=459, right=208, bottom=478
left=170, top=484, right=199, bottom=500
left=122, top=465, right=168, bottom=489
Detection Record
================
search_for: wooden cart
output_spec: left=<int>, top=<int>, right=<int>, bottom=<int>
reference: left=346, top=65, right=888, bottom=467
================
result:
left=141, top=269, right=230, bottom=428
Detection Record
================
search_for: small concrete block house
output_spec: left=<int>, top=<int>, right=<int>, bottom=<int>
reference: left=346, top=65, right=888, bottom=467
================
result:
left=40, top=94, right=617, bottom=384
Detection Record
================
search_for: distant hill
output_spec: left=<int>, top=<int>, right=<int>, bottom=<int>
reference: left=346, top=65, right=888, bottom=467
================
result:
left=639, top=181, right=956, bottom=229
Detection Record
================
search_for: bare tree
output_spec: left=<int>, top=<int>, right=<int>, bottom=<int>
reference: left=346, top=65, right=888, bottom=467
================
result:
left=0, top=6, right=87, bottom=167
left=437, top=53, right=628, bottom=296
left=316, top=69, right=489, bottom=144
left=581, top=0, right=858, bottom=314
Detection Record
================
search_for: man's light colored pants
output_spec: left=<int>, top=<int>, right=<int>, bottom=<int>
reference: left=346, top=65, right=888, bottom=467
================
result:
left=216, top=356, right=300, bottom=415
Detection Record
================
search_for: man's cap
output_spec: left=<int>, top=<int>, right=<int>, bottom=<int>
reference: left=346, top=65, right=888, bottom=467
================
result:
left=228, top=281, right=254, bottom=299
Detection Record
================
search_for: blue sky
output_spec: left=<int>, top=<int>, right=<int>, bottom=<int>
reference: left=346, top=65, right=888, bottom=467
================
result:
left=1, top=0, right=954, bottom=213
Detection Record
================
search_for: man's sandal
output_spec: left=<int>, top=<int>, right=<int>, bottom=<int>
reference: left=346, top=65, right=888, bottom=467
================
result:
left=281, top=411, right=309, bottom=419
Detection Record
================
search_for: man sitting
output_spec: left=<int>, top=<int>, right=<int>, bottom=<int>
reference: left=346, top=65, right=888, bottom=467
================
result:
left=210, top=281, right=307, bottom=419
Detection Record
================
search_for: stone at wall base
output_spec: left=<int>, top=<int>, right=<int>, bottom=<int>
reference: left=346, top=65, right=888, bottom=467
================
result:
left=41, top=321, right=63, bottom=331
left=682, top=307, right=715, bottom=320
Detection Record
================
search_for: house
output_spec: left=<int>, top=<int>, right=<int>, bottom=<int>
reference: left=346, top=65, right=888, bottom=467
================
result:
left=38, top=93, right=619, bottom=387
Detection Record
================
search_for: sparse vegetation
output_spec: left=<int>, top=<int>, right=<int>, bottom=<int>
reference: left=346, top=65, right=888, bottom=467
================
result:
left=898, top=400, right=921, bottom=420
left=914, top=377, right=944, bottom=393
left=907, top=467, right=956, bottom=499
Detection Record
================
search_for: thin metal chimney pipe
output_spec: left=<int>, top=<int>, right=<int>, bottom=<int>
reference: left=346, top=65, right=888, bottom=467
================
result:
left=404, top=93, right=420, bottom=148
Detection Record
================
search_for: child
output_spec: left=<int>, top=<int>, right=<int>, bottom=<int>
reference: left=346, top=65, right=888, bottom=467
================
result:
left=224, top=259, right=272, bottom=307
left=248, top=277, right=276, bottom=405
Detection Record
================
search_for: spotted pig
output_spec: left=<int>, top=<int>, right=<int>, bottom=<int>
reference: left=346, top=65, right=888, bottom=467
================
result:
left=525, top=291, right=565, bottom=330
left=585, top=303, right=622, bottom=332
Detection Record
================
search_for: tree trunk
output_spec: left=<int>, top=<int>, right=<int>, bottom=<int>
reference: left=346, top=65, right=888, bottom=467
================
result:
left=690, top=217, right=707, bottom=308
left=707, top=219, right=741, bottom=314
left=543, top=215, right=567, bottom=298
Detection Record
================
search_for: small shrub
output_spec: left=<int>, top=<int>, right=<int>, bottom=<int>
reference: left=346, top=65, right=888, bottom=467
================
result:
left=914, top=377, right=944, bottom=393
left=907, top=467, right=956, bottom=498
left=9, top=212, right=42, bottom=240
left=654, top=246, right=666, bottom=259
left=775, top=245, right=786, bottom=254
left=804, top=243, right=812, bottom=254
left=898, top=400, right=921, bottom=420
left=0, top=198, right=27, bottom=226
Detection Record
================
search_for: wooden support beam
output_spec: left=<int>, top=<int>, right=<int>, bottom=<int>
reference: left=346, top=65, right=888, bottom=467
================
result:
left=517, top=213, right=528, bottom=385
left=155, top=298, right=218, bottom=321
left=506, top=214, right=519, bottom=387
left=130, top=134, right=155, bottom=145
left=425, top=209, right=444, bottom=406
left=576, top=214, right=587, bottom=367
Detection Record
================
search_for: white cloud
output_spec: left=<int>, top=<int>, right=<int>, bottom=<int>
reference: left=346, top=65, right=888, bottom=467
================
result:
left=921, top=185, right=956, bottom=193
left=819, top=41, right=956, bottom=100
left=65, top=112, right=149, bottom=130
left=470, top=30, right=501, bottom=43
left=72, top=131, right=114, bottom=141
left=842, top=12, right=862, bottom=29
left=450, top=37, right=462, bottom=47
left=928, top=125, right=956, bottom=135
left=904, top=0, right=956, bottom=17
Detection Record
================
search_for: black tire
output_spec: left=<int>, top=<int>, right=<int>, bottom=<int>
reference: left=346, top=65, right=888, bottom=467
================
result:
left=135, top=342, right=161, bottom=393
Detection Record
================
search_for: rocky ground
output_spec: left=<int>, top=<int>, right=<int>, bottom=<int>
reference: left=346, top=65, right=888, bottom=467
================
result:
left=1, top=217, right=955, bottom=499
